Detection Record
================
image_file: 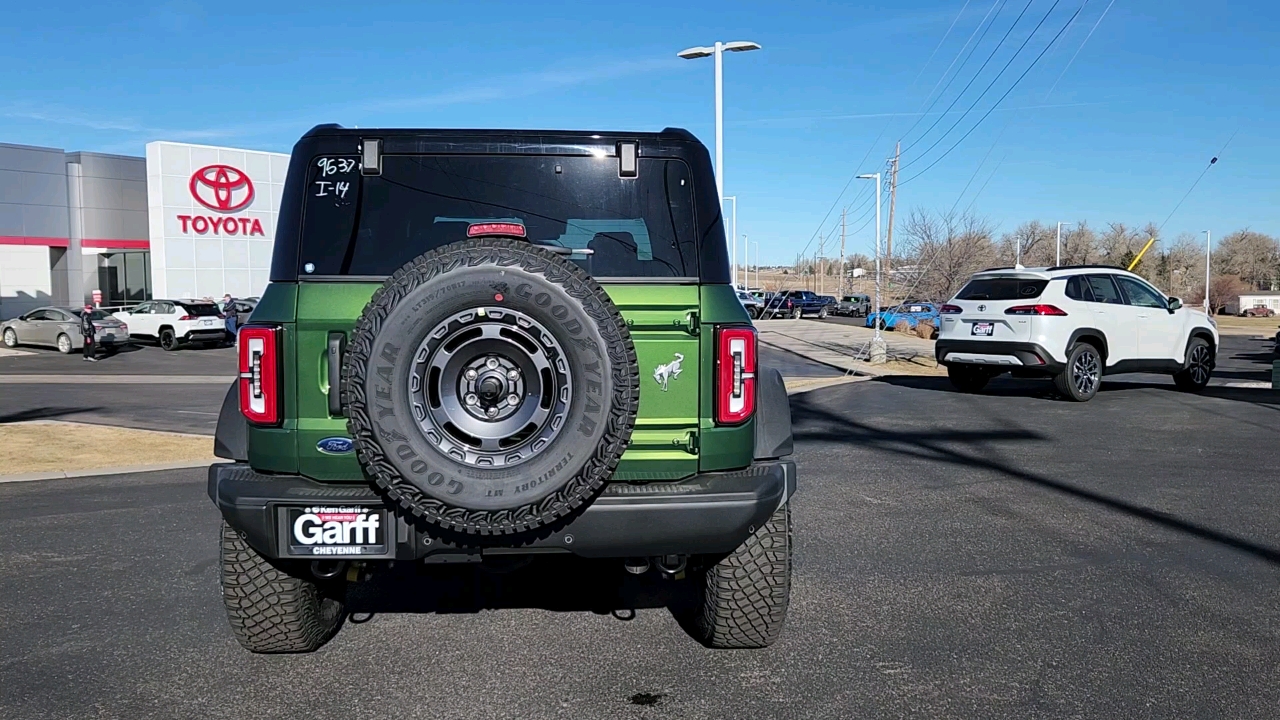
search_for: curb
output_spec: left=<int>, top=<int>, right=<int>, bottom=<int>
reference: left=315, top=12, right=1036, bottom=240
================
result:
left=0, top=459, right=214, bottom=484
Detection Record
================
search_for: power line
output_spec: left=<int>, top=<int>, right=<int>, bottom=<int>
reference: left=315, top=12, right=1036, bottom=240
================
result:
left=899, top=0, right=1015, bottom=153
left=899, top=0, right=1071, bottom=172
left=1158, top=129, right=1238, bottom=233
left=910, top=0, right=975, bottom=89
left=935, top=0, right=1112, bottom=216
left=963, top=154, right=1007, bottom=214
left=898, top=0, right=1088, bottom=187
left=1043, top=0, right=1115, bottom=98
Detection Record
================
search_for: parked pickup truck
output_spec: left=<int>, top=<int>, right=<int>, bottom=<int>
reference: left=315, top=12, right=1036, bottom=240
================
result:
left=833, top=294, right=872, bottom=317
left=762, top=290, right=830, bottom=319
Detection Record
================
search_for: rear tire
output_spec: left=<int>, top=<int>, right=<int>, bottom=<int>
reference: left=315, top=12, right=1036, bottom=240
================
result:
left=790, top=308, right=802, bottom=320
left=219, top=522, right=345, bottom=654
left=947, top=365, right=990, bottom=393
left=676, top=503, right=792, bottom=649
left=159, top=328, right=179, bottom=351
left=1172, top=337, right=1213, bottom=391
left=1053, top=342, right=1102, bottom=402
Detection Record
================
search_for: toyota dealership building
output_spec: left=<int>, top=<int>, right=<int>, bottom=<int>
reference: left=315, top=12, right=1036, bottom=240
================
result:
left=0, top=140, right=288, bottom=320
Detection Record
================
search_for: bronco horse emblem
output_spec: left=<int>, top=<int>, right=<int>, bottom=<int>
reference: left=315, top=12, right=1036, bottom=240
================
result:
left=653, top=353, right=684, bottom=392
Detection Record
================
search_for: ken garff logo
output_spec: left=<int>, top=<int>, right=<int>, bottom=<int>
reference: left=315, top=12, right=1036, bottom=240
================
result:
left=316, top=437, right=354, bottom=455
left=653, top=353, right=684, bottom=392
left=189, top=164, right=255, bottom=213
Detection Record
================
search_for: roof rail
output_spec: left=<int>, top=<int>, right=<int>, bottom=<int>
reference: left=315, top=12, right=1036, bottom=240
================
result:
left=1045, top=264, right=1126, bottom=272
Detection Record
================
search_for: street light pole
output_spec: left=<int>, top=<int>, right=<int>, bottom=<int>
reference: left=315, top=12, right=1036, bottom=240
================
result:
left=1056, top=221, right=1074, bottom=266
left=1202, top=230, right=1212, bottom=314
left=678, top=40, right=761, bottom=281
left=724, top=195, right=737, bottom=288
left=858, top=173, right=883, bottom=349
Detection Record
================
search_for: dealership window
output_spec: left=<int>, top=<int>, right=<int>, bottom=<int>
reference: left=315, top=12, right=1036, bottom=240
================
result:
left=97, top=251, right=152, bottom=306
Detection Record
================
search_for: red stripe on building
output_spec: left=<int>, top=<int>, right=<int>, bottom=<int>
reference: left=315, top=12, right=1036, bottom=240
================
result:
left=83, top=238, right=150, bottom=250
left=0, top=236, right=70, bottom=247
left=0, top=237, right=149, bottom=249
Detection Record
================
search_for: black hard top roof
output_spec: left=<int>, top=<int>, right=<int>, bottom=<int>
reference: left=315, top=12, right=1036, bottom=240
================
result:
left=302, top=123, right=698, bottom=143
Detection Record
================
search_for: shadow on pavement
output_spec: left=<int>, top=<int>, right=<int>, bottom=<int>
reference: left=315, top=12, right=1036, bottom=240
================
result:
left=343, top=557, right=692, bottom=616
left=0, top=407, right=102, bottom=424
left=789, top=393, right=1280, bottom=566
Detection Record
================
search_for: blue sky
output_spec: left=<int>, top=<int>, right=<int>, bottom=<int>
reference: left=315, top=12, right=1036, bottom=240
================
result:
left=2, top=0, right=1276, bottom=264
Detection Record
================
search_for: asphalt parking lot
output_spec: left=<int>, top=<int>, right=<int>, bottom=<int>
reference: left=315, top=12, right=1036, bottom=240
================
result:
left=0, top=343, right=234, bottom=434
left=1, top=336, right=1277, bottom=718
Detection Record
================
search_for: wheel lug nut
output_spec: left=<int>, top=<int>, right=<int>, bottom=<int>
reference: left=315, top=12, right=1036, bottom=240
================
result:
left=507, top=370, right=519, bottom=381
left=465, top=369, right=478, bottom=380
left=465, top=394, right=478, bottom=405
left=507, top=394, right=520, bottom=406
left=486, top=407, right=498, bottom=418
left=486, top=358, right=499, bottom=369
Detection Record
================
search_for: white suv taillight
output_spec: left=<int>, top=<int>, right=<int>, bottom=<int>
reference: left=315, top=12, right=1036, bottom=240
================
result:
left=716, top=325, right=757, bottom=425
left=239, top=325, right=280, bottom=426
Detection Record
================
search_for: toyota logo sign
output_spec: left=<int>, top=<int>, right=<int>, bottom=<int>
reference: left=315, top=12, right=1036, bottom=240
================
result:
left=189, top=164, right=255, bottom=213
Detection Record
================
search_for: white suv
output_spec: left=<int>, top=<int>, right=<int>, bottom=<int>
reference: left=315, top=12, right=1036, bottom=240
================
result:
left=935, top=266, right=1218, bottom=401
left=112, top=299, right=228, bottom=351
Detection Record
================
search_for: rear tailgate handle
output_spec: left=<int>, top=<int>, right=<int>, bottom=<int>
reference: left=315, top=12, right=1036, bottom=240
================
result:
left=327, top=332, right=346, bottom=416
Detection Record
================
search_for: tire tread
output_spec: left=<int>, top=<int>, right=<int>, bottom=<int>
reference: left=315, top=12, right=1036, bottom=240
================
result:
left=678, top=504, right=792, bottom=649
left=219, top=522, right=343, bottom=654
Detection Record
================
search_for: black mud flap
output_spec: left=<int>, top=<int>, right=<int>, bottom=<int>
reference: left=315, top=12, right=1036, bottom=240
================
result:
left=753, top=367, right=793, bottom=460
left=214, top=382, right=248, bottom=462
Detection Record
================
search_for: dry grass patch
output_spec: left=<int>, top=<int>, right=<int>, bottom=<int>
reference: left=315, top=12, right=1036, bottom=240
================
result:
left=0, top=421, right=214, bottom=476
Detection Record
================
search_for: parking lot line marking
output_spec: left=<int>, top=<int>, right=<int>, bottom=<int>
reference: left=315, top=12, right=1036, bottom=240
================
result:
left=0, top=375, right=234, bottom=384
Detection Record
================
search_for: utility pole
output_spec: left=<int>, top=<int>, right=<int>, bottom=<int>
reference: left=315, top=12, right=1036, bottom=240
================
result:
left=885, top=142, right=900, bottom=279
left=817, top=234, right=825, bottom=295
left=839, top=207, right=847, bottom=296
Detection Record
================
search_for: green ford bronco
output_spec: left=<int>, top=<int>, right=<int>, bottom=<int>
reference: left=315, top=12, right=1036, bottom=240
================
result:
left=209, top=126, right=796, bottom=652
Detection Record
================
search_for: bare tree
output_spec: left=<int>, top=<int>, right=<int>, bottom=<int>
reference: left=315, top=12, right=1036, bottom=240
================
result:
left=899, top=209, right=998, bottom=301
left=1215, top=229, right=1280, bottom=291
left=1193, top=274, right=1252, bottom=315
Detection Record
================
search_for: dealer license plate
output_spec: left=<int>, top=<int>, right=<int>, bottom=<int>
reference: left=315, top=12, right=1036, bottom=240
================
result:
left=971, top=322, right=994, bottom=336
left=280, top=506, right=391, bottom=557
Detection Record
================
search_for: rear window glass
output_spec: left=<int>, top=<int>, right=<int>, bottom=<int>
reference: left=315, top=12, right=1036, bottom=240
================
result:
left=69, top=309, right=111, bottom=320
left=956, top=278, right=1049, bottom=300
left=300, top=155, right=699, bottom=278
left=179, top=303, right=222, bottom=317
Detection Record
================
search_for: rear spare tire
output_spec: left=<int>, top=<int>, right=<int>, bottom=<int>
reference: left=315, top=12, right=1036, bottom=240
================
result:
left=344, top=238, right=640, bottom=536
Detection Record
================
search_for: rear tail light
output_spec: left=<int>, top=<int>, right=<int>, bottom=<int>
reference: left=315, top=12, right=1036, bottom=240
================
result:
left=940, top=304, right=963, bottom=314
left=1005, top=304, right=1068, bottom=316
left=239, top=325, right=281, bottom=426
left=716, top=325, right=757, bottom=425
left=179, top=315, right=194, bottom=321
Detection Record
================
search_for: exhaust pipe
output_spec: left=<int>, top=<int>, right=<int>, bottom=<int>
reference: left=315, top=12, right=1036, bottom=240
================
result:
left=623, top=558, right=650, bottom=575
left=310, top=560, right=346, bottom=580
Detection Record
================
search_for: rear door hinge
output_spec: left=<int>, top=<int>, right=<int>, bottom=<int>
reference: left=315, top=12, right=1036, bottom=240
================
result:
left=684, top=311, right=700, bottom=336
left=675, top=430, right=699, bottom=455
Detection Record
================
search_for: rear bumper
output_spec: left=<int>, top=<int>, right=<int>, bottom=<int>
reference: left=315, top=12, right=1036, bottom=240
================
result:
left=936, top=339, right=1064, bottom=374
left=208, top=460, right=796, bottom=561
left=183, top=329, right=227, bottom=342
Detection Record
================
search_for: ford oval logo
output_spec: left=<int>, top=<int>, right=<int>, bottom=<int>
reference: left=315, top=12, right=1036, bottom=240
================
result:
left=316, top=437, right=354, bottom=455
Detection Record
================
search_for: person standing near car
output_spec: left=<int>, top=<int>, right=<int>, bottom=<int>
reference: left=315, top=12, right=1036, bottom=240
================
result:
left=222, top=294, right=237, bottom=341
left=80, top=304, right=98, bottom=362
